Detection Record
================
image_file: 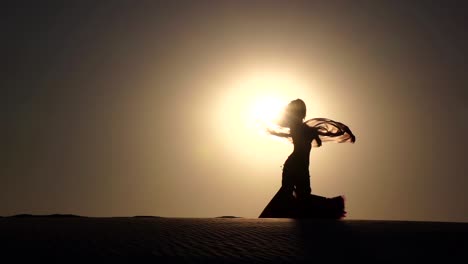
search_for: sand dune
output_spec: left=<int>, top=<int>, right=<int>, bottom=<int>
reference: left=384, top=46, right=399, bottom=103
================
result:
left=1, top=216, right=467, bottom=262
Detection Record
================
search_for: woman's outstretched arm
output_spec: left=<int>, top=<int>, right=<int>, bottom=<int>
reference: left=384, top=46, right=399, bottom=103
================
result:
left=310, top=128, right=322, bottom=147
left=267, top=129, right=290, bottom=138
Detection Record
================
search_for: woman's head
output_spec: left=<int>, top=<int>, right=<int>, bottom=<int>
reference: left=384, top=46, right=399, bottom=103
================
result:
left=278, top=99, right=306, bottom=127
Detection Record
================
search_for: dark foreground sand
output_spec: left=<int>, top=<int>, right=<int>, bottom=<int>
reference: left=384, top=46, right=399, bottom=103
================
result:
left=1, top=216, right=467, bottom=263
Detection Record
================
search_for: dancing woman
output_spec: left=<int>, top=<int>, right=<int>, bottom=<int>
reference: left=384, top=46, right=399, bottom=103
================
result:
left=259, top=99, right=355, bottom=218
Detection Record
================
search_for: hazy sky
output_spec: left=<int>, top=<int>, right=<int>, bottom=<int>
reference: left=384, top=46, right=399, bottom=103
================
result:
left=3, top=1, right=468, bottom=222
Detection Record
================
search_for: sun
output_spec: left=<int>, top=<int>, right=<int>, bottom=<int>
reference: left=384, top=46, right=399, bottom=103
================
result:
left=248, top=97, right=287, bottom=134
left=211, top=67, right=320, bottom=165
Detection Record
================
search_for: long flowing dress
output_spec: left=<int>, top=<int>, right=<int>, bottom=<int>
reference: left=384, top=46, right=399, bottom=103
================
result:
left=259, top=118, right=355, bottom=219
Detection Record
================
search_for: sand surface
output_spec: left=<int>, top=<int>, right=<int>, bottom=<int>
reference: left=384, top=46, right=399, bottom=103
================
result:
left=1, top=216, right=467, bottom=262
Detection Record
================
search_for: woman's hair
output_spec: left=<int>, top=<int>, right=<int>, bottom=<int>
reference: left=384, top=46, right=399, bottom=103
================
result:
left=285, top=99, right=306, bottom=120
left=278, top=99, right=307, bottom=127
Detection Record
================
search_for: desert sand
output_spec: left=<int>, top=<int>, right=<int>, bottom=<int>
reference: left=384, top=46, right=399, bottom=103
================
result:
left=1, top=216, right=467, bottom=262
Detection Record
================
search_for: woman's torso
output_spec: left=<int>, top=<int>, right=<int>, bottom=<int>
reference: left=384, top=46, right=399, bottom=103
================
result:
left=288, top=123, right=314, bottom=165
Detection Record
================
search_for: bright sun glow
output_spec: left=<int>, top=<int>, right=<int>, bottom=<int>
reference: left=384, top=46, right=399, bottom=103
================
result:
left=212, top=67, right=323, bottom=166
left=248, top=96, right=287, bottom=134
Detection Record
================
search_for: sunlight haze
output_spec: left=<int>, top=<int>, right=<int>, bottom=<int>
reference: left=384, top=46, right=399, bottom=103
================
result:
left=3, top=1, right=467, bottom=222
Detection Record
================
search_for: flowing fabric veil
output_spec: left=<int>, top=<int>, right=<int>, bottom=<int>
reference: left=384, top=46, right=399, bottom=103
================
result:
left=305, top=118, right=356, bottom=147
left=268, top=117, right=356, bottom=147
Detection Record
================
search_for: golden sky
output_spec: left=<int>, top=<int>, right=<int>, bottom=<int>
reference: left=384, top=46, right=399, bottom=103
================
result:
left=3, top=1, right=468, bottom=222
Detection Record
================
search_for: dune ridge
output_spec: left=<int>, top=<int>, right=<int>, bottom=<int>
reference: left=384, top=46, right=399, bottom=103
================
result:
left=1, top=217, right=466, bottom=262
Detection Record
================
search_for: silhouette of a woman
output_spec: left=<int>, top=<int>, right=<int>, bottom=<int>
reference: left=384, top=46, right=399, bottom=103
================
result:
left=260, top=99, right=355, bottom=218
